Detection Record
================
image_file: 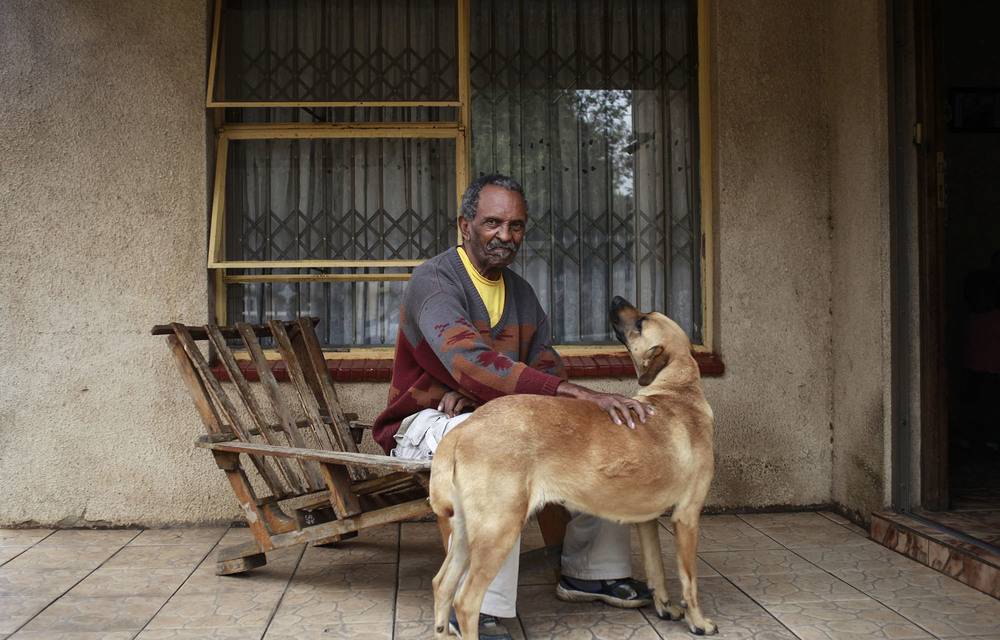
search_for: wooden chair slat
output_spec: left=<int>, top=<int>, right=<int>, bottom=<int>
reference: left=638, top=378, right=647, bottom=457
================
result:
left=206, top=325, right=301, bottom=493
left=194, top=438, right=432, bottom=473
left=167, top=336, right=224, bottom=434
left=236, top=323, right=326, bottom=492
left=268, top=321, right=339, bottom=454
left=319, top=463, right=362, bottom=519
left=291, top=319, right=359, bottom=455
left=170, top=323, right=289, bottom=498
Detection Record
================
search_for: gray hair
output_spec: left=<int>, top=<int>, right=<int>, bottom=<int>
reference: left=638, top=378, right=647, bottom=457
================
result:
left=460, top=174, right=529, bottom=221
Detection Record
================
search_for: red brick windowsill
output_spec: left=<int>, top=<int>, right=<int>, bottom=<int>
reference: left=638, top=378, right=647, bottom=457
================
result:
left=212, top=352, right=724, bottom=383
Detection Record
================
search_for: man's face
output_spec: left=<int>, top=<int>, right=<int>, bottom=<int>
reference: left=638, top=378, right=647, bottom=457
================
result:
left=459, top=184, right=527, bottom=277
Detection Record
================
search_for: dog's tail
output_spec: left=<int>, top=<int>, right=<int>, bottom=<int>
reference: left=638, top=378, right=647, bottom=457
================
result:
left=429, top=431, right=458, bottom=520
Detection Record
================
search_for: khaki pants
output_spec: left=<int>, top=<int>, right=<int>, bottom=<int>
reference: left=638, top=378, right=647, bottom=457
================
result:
left=391, top=408, right=632, bottom=617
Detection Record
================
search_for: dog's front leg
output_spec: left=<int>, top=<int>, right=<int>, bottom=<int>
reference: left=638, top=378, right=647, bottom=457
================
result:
left=673, top=512, right=717, bottom=635
left=636, top=520, right=684, bottom=621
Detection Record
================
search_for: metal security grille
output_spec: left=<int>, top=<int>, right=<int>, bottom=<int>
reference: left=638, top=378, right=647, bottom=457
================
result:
left=214, top=0, right=699, bottom=347
left=470, top=0, right=700, bottom=343
left=213, top=0, right=458, bottom=104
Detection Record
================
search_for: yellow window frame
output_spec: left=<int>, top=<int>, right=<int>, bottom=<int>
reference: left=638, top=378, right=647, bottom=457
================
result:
left=207, top=0, right=714, bottom=354
left=206, top=0, right=467, bottom=109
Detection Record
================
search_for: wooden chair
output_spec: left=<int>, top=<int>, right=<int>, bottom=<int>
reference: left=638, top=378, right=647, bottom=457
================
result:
left=153, top=317, right=571, bottom=577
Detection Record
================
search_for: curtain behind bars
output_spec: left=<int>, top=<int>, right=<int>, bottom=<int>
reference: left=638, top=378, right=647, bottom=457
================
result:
left=222, top=0, right=699, bottom=346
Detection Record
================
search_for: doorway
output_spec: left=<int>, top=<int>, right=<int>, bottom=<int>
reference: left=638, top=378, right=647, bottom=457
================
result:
left=914, top=0, right=1000, bottom=544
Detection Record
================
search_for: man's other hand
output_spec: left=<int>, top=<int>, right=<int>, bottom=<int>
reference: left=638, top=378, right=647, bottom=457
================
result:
left=555, top=382, right=654, bottom=429
left=438, top=390, right=477, bottom=418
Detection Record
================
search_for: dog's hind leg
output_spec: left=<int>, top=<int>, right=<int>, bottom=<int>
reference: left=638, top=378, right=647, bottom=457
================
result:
left=452, top=509, right=524, bottom=640
left=636, top=520, right=684, bottom=621
left=432, top=512, right=469, bottom=639
left=672, top=509, right=717, bottom=635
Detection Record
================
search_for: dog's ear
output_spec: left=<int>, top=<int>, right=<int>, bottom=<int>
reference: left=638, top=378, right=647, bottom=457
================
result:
left=637, top=345, right=669, bottom=386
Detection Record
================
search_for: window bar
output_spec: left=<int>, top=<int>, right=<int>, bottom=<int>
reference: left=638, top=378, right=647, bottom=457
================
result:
left=659, top=0, right=672, bottom=316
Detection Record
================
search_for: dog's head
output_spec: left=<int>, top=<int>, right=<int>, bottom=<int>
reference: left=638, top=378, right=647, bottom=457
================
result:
left=609, top=296, right=693, bottom=386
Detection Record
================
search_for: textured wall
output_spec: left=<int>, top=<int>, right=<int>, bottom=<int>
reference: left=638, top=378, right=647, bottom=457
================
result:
left=705, top=0, right=835, bottom=508
left=0, top=1, right=892, bottom=525
left=0, top=1, right=222, bottom=526
left=826, top=0, right=892, bottom=519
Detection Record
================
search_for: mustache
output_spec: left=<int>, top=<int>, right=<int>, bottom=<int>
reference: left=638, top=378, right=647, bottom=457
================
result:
left=487, top=239, right=518, bottom=252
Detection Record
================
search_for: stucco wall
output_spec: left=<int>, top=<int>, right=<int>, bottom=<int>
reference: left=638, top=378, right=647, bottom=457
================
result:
left=0, top=1, right=222, bottom=526
left=826, top=0, right=892, bottom=519
left=705, top=0, right=834, bottom=508
left=1, top=1, right=894, bottom=526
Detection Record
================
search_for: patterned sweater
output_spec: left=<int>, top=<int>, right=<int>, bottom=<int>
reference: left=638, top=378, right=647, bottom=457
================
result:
left=372, top=248, right=567, bottom=453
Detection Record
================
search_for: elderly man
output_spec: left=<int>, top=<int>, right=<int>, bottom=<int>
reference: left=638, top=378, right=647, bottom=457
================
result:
left=373, top=174, right=652, bottom=639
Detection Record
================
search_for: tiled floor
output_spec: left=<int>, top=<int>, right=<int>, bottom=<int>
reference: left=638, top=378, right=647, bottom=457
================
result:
left=1, top=512, right=998, bottom=639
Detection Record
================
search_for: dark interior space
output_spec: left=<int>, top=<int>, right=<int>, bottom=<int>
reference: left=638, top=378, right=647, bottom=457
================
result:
left=931, top=0, right=1000, bottom=544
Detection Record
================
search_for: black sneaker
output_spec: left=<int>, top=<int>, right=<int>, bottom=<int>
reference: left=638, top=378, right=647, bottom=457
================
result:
left=555, top=576, right=653, bottom=608
left=448, top=610, right=513, bottom=640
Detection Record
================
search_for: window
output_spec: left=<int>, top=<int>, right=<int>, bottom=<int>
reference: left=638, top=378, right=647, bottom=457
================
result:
left=208, top=0, right=706, bottom=349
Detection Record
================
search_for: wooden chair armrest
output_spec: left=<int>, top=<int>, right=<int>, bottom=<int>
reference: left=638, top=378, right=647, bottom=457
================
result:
left=194, top=436, right=430, bottom=473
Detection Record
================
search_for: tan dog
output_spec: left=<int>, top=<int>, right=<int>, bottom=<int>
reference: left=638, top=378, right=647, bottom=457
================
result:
left=429, top=297, right=717, bottom=638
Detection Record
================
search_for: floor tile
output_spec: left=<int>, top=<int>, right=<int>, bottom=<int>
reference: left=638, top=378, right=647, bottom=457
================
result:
left=701, top=549, right=825, bottom=577
left=38, top=530, right=139, bottom=547
left=658, top=516, right=786, bottom=552
left=643, top=608, right=798, bottom=640
left=0, top=547, right=29, bottom=566
left=766, top=598, right=933, bottom=639
left=129, top=527, right=227, bottom=547
left=145, top=591, right=280, bottom=630
left=101, top=545, right=211, bottom=569
left=740, top=513, right=835, bottom=529
left=264, top=621, right=393, bottom=639
left=749, top=523, right=873, bottom=549
left=833, top=562, right=985, bottom=600
left=267, top=585, right=394, bottom=628
left=177, top=546, right=302, bottom=596
left=394, top=587, right=437, bottom=622
left=0, top=530, right=53, bottom=546
left=10, top=632, right=136, bottom=639
left=795, top=544, right=919, bottom=572
left=69, top=566, right=192, bottom=597
left=135, top=627, right=264, bottom=640
left=291, top=559, right=397, bottom=592
left=397, top=523, right=444, bottom=592
left=521, top=611, right=659, bottom=640
left=2, top=545, right=117, bottom=570
left=394, top=617, right=526, bottom=639
left=0, top=566, right=91, bottom=597
left=299, top=526, right=399, bottom=567
left=726, top=571, right=868, bottom=605
left=17, top=595, right=165, bottom=633
left=0, top=596, right=57, bottom=634
left=135, top=628, right=263, bottom=639
left=177, top=563, right=295, bottom=596
left=880, top=592, right=1000, bottom=638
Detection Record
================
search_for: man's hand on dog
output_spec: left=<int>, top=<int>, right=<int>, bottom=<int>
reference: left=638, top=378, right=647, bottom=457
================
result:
left=556, top=382, right=654, bottom=429
left=438, top=390, right=477, bottom=417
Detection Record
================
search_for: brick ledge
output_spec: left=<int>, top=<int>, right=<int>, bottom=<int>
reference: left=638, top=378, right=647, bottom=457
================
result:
left=213, top=352, right=724, bottom=383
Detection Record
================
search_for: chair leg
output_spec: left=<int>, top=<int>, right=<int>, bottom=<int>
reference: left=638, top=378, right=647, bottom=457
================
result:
left=216, top=550, right=267, bottom=575
left=312, top=530, right=359, bottom=547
